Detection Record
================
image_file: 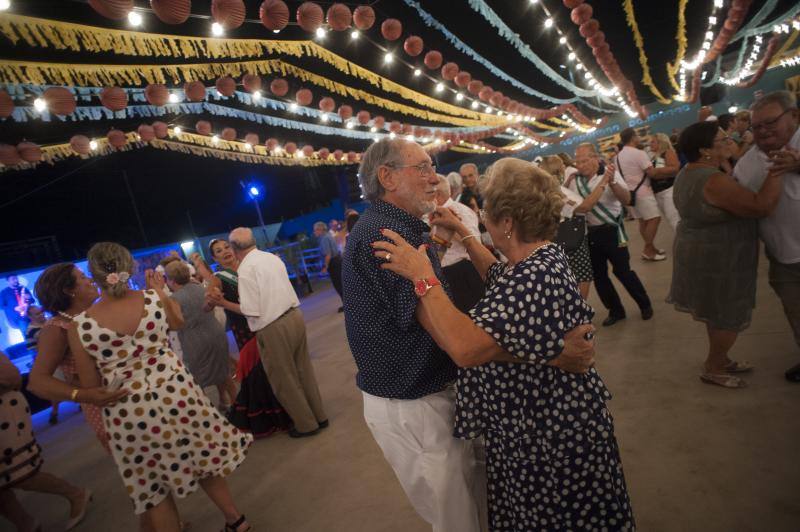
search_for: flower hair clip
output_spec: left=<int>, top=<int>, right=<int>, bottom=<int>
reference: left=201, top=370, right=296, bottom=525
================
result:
left=106, top=271, right=130, bottom=285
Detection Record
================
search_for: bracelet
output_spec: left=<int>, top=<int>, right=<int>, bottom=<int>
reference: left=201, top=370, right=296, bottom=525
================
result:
left=460, top=234, right=479, bottom=244
left=70, top=388, right=79, bottom=402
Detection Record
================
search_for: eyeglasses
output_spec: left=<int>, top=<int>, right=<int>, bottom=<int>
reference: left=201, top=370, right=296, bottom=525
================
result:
left=751, top=109, right=791, bottom=132
left=386, top=161, right=436, bottom=176
left=479, top=209, right=486, bottom=222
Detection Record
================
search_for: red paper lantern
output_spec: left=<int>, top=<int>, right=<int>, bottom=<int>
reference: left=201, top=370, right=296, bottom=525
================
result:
left=333, top=149, right=343, bottom=160
left=266, top=138, right=278, bottom=150
left=478, top=87, right=493, bottom=101
left=404, top=36, right=424, bottom=57
left=221, top=127, right=237, bottom=141
left=260, top=0, right=289, bottom=31
left=284, top=142, right=297, bottom=154
left=107, top=129, right=127, bottom=148
left=570, top=4, right=592, bottom=25
left=318, top=147, right=330, bottom=159
left=245, top=133, right=260, bottom=146
left=0, top=144, right=21, bottom=166
left=424, top=50, right=443, bottom=70
left=302, top=145, right=314, bottom=157
left=454, top=71, right=472, bottom=88
left=319, top=97, right=335, bottom=112
left=296, top=2, right=324, bottom=32
left=441, top=62, right=459, bottom=81
left=137, top=124, right=155, bottom=142
left=587, top=31, right=605, bottom=48
left=196, top=121, right=212, bottom=135
left=242, top=74, right=262, bottom=93
left=381, top=18, right=402, bottom=41
left=357, top=110, right=370, bottom=125
left=338, top=105, right=353, bottom=120
left=144, top=84, right=169, bottom=106
left=579, top=19, right=600, bottom=39
left=184, top=81, right=206, bottom=102
left=467, top=80, right=483, bottom=95
left=373, top=115, right=385, bottom=129
left=215, top=76, right=236, bottom=97
left=99, top=87, right=128, bottom=111
left=70, top=135, right=91, bottom=155
left=270, top=78, right=289, bottom=97
left=0, top=90, right=14, bottom=118
left=353, top=5, right=375, bottom=30
left=389, top=121, right=402, bottom=133
left=150, top=0, right=191, bottom=25
left=43, top=87, right=76, bottom=116
left=326, top=3, right=351, bottom=31
left=88, top=0, right=133, bottom=20
left=212, top=0, right=246, bottom=30
left=152, top=122, right=169, bottom=138
left=16, top=142, right=42, bottom=163
left=296, top=88, right=313, bottom=106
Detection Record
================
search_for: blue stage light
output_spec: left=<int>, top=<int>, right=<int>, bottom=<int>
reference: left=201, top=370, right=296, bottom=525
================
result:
left=249, top=186, right=260, bottom=197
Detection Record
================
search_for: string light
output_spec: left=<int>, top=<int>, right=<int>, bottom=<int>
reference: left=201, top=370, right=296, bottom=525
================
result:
left=456, top=93, right=463, bottom=101
left=384, top=52, right=394, bottom=64
left=272, top=29, right=280, bottom=34
left=370, top=126, right=377, bottom=132
left=211, top=135, right=219, bottom=144
left=544, top=18, right=553, bottom=29
left=315, top=27, right=326, bottom=39
left=721, top=35, right=764, bottom=85
left=471, top=101, right=479, bottom=109
left=567, top=52, right=576, bottom=61
left=168, top=93, right=179, bottom=103
left=435, top=82, right=444, bottom=92
left=127, top=11, right=142, bottom=27
left=320, top=113, right=328, bottom=122
left=173, top=126, right=182, bottom=135
left=252, top=90, right=262, bottom=102
left=33, top=97, right=46, bottom=112
left=389, top=132, right=396, bottom=139
left=559, top=36, right=567, bottom=44
left=350, top=30, right=360, bottom=40
left=211, top=22, right=224, bottom=37
left=89, top=139, right=98, bottom=150
left=345, top=121, right=354, bottom=129
left=0, top=0, right=10, bottom=11
left=289, top=103, right=298, bottom=111
left=413, top=69, right=421, bottom=76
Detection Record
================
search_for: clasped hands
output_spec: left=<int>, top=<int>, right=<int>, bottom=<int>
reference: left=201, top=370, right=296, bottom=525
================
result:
left=767, top=147, right=800, bottom=176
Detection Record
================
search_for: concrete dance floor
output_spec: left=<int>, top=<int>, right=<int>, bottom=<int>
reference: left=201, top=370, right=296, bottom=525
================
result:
left=19, top=224, right=800, bottom=531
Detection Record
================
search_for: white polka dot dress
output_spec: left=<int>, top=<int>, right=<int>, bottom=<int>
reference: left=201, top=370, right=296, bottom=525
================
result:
left=75, top=290, right=253, bottom=515
left=457, top=244, right=634, bottom=531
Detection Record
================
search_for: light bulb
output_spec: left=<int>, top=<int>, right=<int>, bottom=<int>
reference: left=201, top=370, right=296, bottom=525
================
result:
left=0, top=0, right=10, bottom=10
left=33, top=97, right=47, bottom=112
left=89, top=140, right=98, bottom=150
left=127, top=11, right=142, bottom=27
left=435, top=83, right=444, bottom=92
left=315, top=27, right=326, bottom=39
left=413, top=69, right=421, bottom=76
left=406, top=134, right=415, bottom=141
left=471, top=101, right=479, bottom=109
left=346, top=121, right=354, bottom=129
left=384, top=53, right=394, bottom=64
left=568, top=52, right=576, bottom=61
left=320, top=114, right=328, bottom=122
left=245, top=142, right=253, bottom=149
left=559, top=36, right=567, bottom=44
left=289, top=103, right=298, bottom=111
left=212, top=135, right=219, bottom=143
left=351, top=30, right=359, bottom=40
left=544, top=18, right=553, bottom=28
left=273, top=29, right=280, bottom=34
left=455, top=93, right=463, bottom=101
left=252, top=90, right=262, bottom=102
left=389, top=132, right=396, bottom=139
left=728, top=106, right=738, bottom=113
left=370, top=126, right=377, bottom=132
left=174, top=126, right=182, bottom=135
left=168, top=93, right=179, bottom=103
left=211, top=22, right=224, bottom=37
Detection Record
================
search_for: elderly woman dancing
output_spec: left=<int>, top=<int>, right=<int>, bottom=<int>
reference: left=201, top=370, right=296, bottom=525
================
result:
left=372, top=158, right=634, bottom=531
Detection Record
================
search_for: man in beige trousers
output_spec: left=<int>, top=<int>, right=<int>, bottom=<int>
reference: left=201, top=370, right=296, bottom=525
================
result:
left=229, top=227, right=327, bottom=437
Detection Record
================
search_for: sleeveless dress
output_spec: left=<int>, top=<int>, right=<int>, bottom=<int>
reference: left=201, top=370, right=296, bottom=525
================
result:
left=0, top=353, right=43, bottom=488
left=74, top=290, right=253, bottom=514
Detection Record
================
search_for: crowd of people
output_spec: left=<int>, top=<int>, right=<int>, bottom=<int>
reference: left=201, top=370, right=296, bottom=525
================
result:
left=0, top=89, right=798, bottom=531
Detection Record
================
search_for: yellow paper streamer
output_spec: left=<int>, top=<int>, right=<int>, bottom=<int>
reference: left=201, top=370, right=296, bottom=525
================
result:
left=0, top=14, right=498, bottom=123
left=622, top=0, right=672, bottom=104
left=666, top=0, right=689, bottom=94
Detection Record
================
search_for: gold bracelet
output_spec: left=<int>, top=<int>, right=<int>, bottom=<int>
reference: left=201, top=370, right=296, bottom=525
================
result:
left=70, top=388, right=79, bottom=402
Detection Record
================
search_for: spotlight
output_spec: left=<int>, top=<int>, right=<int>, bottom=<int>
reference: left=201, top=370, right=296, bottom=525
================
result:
left=252, top=90, right=262, bottom=102
left=351, top=30, right=359, bottom=40
left=168, top=93, right=179, bottom=103
left=384, top=53, right=394, bottom=64
left=33, top=97, right=47, bottom=112
left=127, top=11, right=142, bottom=27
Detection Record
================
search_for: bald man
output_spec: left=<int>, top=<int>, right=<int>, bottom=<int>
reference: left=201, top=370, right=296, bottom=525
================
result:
left=229, top=227, right=327, bottom=437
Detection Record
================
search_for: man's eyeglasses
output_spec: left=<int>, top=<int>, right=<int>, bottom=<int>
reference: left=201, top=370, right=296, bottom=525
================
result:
left=386, top=162, right=436, bottom=176
left=751, top=109, right=791, bottom=132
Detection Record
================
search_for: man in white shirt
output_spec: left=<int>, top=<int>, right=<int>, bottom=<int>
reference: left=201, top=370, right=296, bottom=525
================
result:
left=732, top=91, right=800, bottom=382
left=447, top=171, right=463, bottom=202
left=229, top=227, right=328, bottom=435
left=459, top=163, right=480, bottom=198
left=617, top=128, right=665, bottom=261
left=569, top=142, right=653, bottom=327
left=433, top=174, right=484, bottom=312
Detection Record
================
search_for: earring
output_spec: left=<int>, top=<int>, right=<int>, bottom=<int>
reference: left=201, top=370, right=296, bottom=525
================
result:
left=504, top=230, right=512, bottom=239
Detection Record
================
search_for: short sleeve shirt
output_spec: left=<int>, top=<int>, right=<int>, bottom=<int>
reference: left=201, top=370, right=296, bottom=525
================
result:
left=342, top=199, right=458, bottom=399
left=618, top=146, right=654, bottom=197
left=318, top=233, right=340, bottom=259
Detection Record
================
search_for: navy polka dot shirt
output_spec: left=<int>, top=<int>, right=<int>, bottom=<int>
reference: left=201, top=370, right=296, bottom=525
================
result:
left=342, top=199, right=458, bottom=399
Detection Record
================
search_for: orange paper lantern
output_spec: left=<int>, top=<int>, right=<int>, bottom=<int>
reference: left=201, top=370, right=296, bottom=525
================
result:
left=352, top=5, right=375, bottom=30
left=381, top=19, right=402, bottom=41
left=137, top=124, right=155, bottom=142
left=296, top=2, right=324, bottom=32
left=150, top=0, right=191, bottom=25
left=319, top=97, right=335, bottom=112
left=100, top=87, right=128, bottom=111
left=441, top=62, right=459, bottom=81
left=245, top=133, right=260, bottom=146
left=338, top=105, right=353, bottom=120
left=570, top=4, right=592, bottom=25
left=184, top=81, right=206, bottom=102
left=43, top=87, right=76, bottom=116
left=216, top=76, right=237, bottom=97
left=467, top=80, right=483, bottom=95
left=221, top=127, right=237, bottom=141
left=454, top=71, right=471, bottom=88
left=266, top=138, right=278, bottom=150
left=211, top=0, right=246, bottom=29
left=70, top=135, right=91, bottom=155
left=107, top=129, right=127, bottom=148
left=152, top=121, right=169, bottom=138
left=424, top=50, right=443, bottom=70
left=403, top=36, right=424, bottom=57
left=270, top=78, right=289, bottom=97
left=242, top=74, right=262, bottom=93
left=196, top=120, right=212, bottom=135
left=144, top=84, right=169, bottom=106
left=260, top=0, right=289, bottom=31
left=326, top=3, right=351, bottom=31
left=284, top=142, right=297, bottom=154
left=296, top=88, right=313, bottom=106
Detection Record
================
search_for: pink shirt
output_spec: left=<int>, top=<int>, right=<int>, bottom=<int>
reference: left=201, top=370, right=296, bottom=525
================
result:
left=617, top=146, right=654, bottom=197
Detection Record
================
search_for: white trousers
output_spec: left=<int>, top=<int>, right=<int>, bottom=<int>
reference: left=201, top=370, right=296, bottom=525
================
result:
left=363, top=387, right=487, bottom=532
left=654, top=187, right=681, bottom=230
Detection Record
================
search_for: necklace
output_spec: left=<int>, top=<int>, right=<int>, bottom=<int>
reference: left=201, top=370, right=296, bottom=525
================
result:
left=57, top=311, right=77, bottom=320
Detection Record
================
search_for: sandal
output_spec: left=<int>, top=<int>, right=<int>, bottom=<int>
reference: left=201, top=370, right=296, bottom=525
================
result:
left=724, top=360, right=754, bottom=373
left=223, top=515, right=251, bottom=532
left=641, top=252, right=667, bottom=261
left=700, top=373, right=746, bottom=388
left=65, top=489, right=92, bottom=530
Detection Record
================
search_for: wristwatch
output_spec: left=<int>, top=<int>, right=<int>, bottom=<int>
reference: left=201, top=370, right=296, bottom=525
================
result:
left=414, top=277, right=441, bottom=298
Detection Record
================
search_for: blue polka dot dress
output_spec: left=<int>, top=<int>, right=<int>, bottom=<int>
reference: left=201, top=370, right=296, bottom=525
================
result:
left=456, top=244, right=634, bottom=531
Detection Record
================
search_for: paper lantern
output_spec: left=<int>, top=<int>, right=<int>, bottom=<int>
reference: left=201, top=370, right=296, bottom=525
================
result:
left=266, top=138, right=278, bottom=150
left=404, top=36, right=424, bottom=57
left=467, top=80, right=483, bottom=95
left=381, top=19, right=402, bottom=41
left=16, top=142, right=41, bottom=163
left=347, top=151, right=357, bottom=163
left=137, top=124, right=155, bottom=142
left=0, top=144, right=21, bottom=166
left=592, top=43, right=610, bottom=57
left=319, top=97, right=335, bottom=112
left=318, top=147, right=330, bottom=159
left=150, top=0, right=191, bottom=25
left=43, top=87, right=76, bottom=116
left=196, top=120, right=212, bottom=135
left=260, top=0, right=289, bottom=31
left=100, top=87, right=128, bottom=111
left=441, top=62, right=459, bottom=81
left=302, top=145, right=314, bottom=157
left=88, top=0, right=134, bottom=19
left=212, top=0, right=246, bottom=30
left=373, top=115, right=385, bottom=129
left=296, top=88, right=313, bottom=106
left=107, top=129, right=127, bottom=148
left=424, top=50, right=443, bottom=70
left=338, top=105, right=353, bottom=120
left=454, top=71, right=471, bottom=88
left=284, top=142, right=297, bottom=154
left=357, top=110, right=370, bottom=125
left=296, top=2, right=324, bottom=32
left=70, top=135, right=91, bottom=155
left=242, top=74, right=262, bottom=93
left=184, top=81, right=206, bottom=102
left=215, top=76, right=236, bottom=97
left=144, top=84, right=169, bottom=106
left=579, top=19, right=600, bottom=39
left=221, top=127, right=237, bottom=141
left=563, top=0, right=584, bottom=8
left=333, top=149, right=343, bottom=160
left=353, top=5, right=375, bottom=30
left=326, top=3, right=351, bottom=31
left=587, top=31, right=606, bottom=48
left=270, top=78, right=289, bottom=97
left=570, top=4, right=592, bottom=25
left=245, top=133, right=259, bottom=146
left=389, top=121, right=402, bottom=133
left=478, top=87, right=493, bottom=101
left=490, top=92, right=504, bottom=107
left=152, top=121, right=169, bottom=138
left=0, top=90, right=14, bottom=118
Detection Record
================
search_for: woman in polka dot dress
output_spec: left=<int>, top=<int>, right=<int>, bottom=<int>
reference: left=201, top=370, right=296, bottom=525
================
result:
left=374, top=159, right=634, bottom=531
left=66, top=242, right=253, bottom=532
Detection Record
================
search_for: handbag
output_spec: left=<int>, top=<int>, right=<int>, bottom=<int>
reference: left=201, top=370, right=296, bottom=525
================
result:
left=616, top=156, right=647, bottom=207
left=554, top=216, right=586, bottom=253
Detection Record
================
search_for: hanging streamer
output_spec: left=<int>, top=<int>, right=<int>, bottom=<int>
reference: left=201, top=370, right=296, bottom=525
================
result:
left=666, top=0, right=689, bottom=93
left=622, top=0, right=672, bottom=104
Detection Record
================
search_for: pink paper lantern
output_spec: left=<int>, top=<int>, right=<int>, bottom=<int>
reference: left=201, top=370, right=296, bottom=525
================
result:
left=70, top=135, right=91, bottom=155
left=152, top=121, right=169, bottom=138
left=381, top=18, right=402, bottom=41
left=242, top=74, right=262, bottom=93
left=302, top=145, right=314, bottom=157
left=43, top=87, right=76, bottom=116
left=296, top=2, right=324, bottom=32
left=144, top=84, right=169, bottom=106
left=17, top=142, right=42, bottom=163
left=338, top=105, right=353, bottom=120
left=215, top=76, right=237, bottom=97
left=150, top=0, right=191, bottom=25
left=424, top=51, right=443, bottom=70
left=326, top=3, right=351, bottom=31
left=221, top=127, right=237, bottom=141
left=107, top=129, right=127, bottom=148
left=196, top=120, right=212, bottom=135
left=88, top=0, right=134, bottom=20
left=404, top=36, right=424, bottom=57
left=296, top=88, right=313, bottom=106
left=184, top=81, right=206, bottom=102
left=245, top=133, right=260, bottom=146
left=137, top=124, right=156, bottom=142
left=284, top=142, right=297, bottom=154
left=0, top=89, right=14, bottom=118
left=270, top=78, right=289, bottom=97
left=318, top=147, right=330, bottom=159
left=260, top=0, right=289, bottom=31
left=212, top=0, right=246, bottom=30
left=353, top=5, right=375, bottom=30
left=441, top=62, right=459, bottom=81
left=319, top=97, right=335, bottom=112
left=0, top=144, right=21, bottom=165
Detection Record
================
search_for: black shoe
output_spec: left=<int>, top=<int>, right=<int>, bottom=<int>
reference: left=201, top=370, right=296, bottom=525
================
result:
left=318, top=419, right=329, bottom=429
left=337, top=306, right=344, bottom=313
left=602, top=315, right=625, bottom=327
left=785, top=363, right=800, bottom=383
left=288, top=427, right=321, bottom=438
left=641, top=307, right=654, bottom=320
